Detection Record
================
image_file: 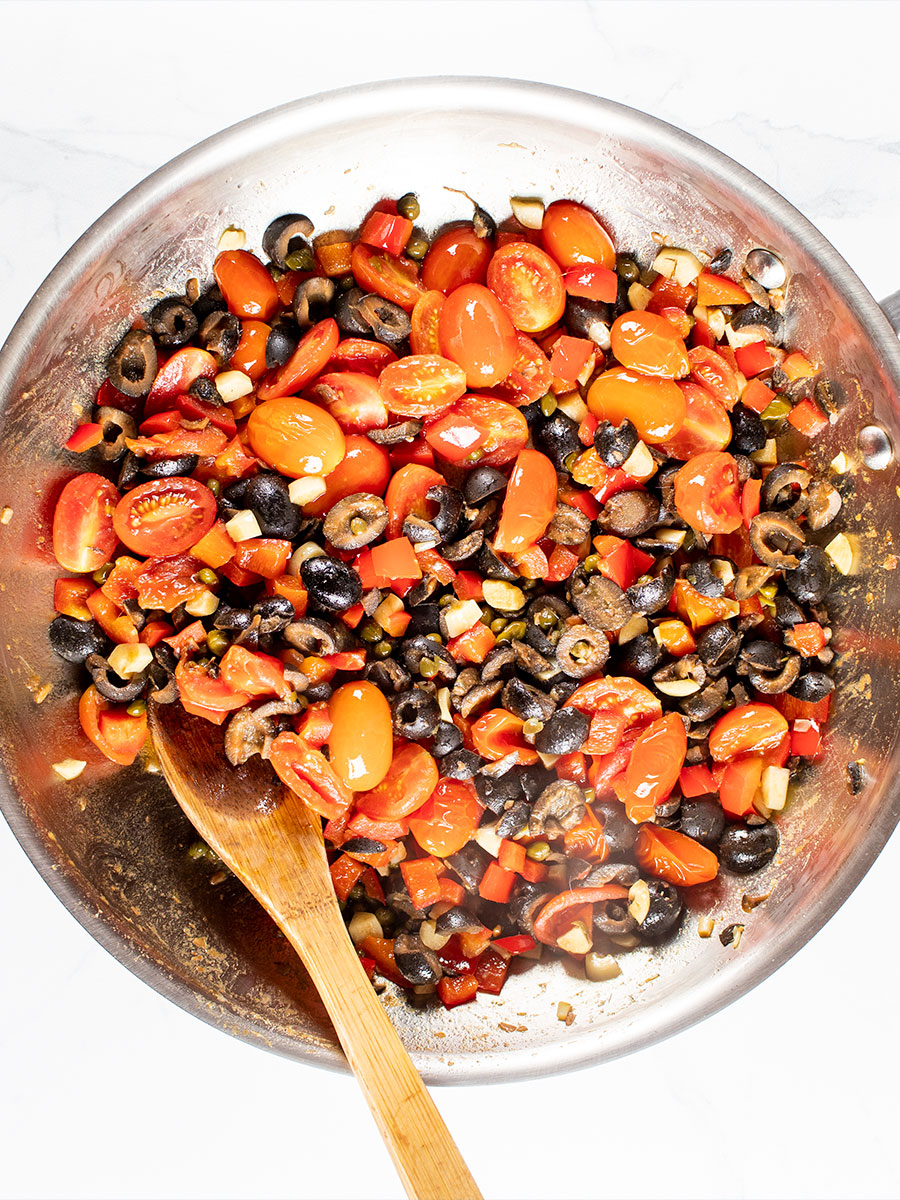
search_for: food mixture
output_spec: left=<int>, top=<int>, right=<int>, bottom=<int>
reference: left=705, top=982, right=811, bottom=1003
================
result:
left=47, top=190, right=849, bottom=1007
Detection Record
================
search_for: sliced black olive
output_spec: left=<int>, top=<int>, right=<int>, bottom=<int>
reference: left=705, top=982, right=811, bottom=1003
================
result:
left=265, top=318, right=300, bottom=368
left=547, top=502, right=591, bottom=546
left=739, top=638, right=785, bottom=673
left=789, top=669, right=834, bottom=703
left=638, top=880, right=683, bottom=942
left=534, top=708, right=589, bottom=755
left=400, top=635, right=458, bottom=684
left=441, top=530, right=484, bottom=562
left=300, top=556, right=362, bottom=613
left=514, top=640, right=556, bottom=678
left=748, top=651, right=801, bottom=695
left=748, top=512, right=806, bottom=569
left=501, top=677, right=556, bottom=722
left=94, top=407, right=137, bottom=463
left=528, top=780, right=586, bottom=837
left=847, top=761, right=866, bottom=795
left=479, top=542, right=518, bottom=581
left=784, top=545, right=833, bottom=603
left=594, top=800, right=637, bottom=856
left=679, top=797, right=725, bottom=848
left=148, top=297, right=198, bottom=347
left=446, top=842, right=492, bottom=892
left=727, top=403, right=765, bottom=455
left=435, top=905, right=484, bottom=936
left=368, top=419, right=423, bottom=445
left=425, top=485, right=463, bottom=540
left=364, top=656, right=411, bottom=694
left=685, top=559, right=724, bottom=599
left=626, top=564, right=675, bottom=615
left=815, top=378, right=847, bottom=416
left=188, top=376, right=223, bottom=406
left=463, top=466, right=507, bottom=505
left=403, top=516, right=441, bottom=546
left=85, top=653, right=146, bottom=703
left=391, top=689, right=440, bottom=742
left=456, top=680, right=503, bottom=720
left=441, top=748, right=482, bottom=779
left=192, top=284, right=224, bottom=323
left=479, top=642, right=516, bottom=683
left=430, top=720, right=464, bottom=759
left=356, top=294, right=411, bottom=347
left=323, top=492, right=388, bottom=550
left=733, top=565, right=774, bottom=601
left=598, top=490, right=660, bottom=537
left=223, top=474, right=302, bottom=540
left=519, top=399, right=544, bottom=426
left=117, top=452, right=142, bottom=489
left=555, top=625, right=610, bottom=678
left=252, top=595, right=294, bottom=636
left=774, top=594, right=804, bottom=628
left=729, top=301, right=784, bottom=344
left=334, top=287, right=374, bottom=337
left=762, top=463, right=811, bottom=518
left=107, top=329, right=157, bottom=398
left=405, top=604, right=442, bottom=639
left=199, top=310, right=241, bottom=360
left=262, top=213, right=315, bottom=269
left=343, top=836, right=387, bottom=857
left=509, top=883, right=551, bottom=936
left=292, top=277, right=335, bottom=330
left=48, top=616, right=107, bottom=664
left=617, top=633, right=663, bottom=679
left=718, top=821, right=779, bottom=874
left=473, top=770, right=520, bottom=814
left=533, top=412, right=581, bottom=470
left=224, top=697, right=302, bottom=766
left=496, top=800, right=531, bottom=839
left=707, top=248, right=732, bottom=273
left=393, top=933, right=442, bottom=986
left=140, top=453, right=201, bottom=481
left=519, top=764, right=556, bottom=802
left=564, top=295, right=611, bottom=345
left=653, top=654, right=706, bottom=695
left=571, top=574, right=633, bottom=632
left=681, top=676, right=729, bottom=722
left=594, top=418, right=638, bottom=468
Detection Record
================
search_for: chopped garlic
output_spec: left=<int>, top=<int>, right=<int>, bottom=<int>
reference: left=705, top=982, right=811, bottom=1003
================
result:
left=287, top=540, right=327, bottom=575
left=184, top=589, right=220, bottom=617
left=482, top=580, right=526, bottom=612
left=751, top=438, right=778, bottom=466
left=215, top=370, right=253, bottom=404
left=436, top=687, right=452, bottom=722
left=474, top=823, right=503, bottom=858
left=761, top=765, right=790, bottom=811
left=556, top=392, right=588, bottom=423
left=509, top=196, right=545, bottom=229
left=651, top=247, right=703, bottom=287
left=620, top=440, right=656, bottom=481
left=585, top=952, right=622, bottom=982
left=825, top=532, right=854, bottom=575
left=627, top=879, right=651, bottom=925
left=442, top=599, right=482, bottom=639
left=52, top=758, right=86, bottom=781
left=724, top=322, right=764, bottom=349
left=217, top=226, right=246, bottom=251
left=288, top=476, right=327, bottom=506
left=557, top=921, right=592, bottom=956
left=108, top=643, right=153, bottom=677
left=830, top=451, right=851, bottom=474
left=706, top=308, right=727, bottom=341
left=556, top=1001, right=573, bottom=1022
left=374, top=593, right=404, bottom=632
left=0, top=507, right=12, bottom=525
left=419, top=919, right=451, bottom=952
left=225, top=509, right=263, bottom=542
left=348, top=912, right=382, bottom=945
left=627, top=282, right=652, bottom=311
left=618, top=614, right=648, bottom=645
left=697, top=916, right=715, bottom=938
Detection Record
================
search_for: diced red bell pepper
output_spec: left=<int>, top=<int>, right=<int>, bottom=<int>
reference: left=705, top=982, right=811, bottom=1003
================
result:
left=359, top=936, right=412, bottom=988
left=361, top=868, right=385, bottom=904
left=378, top=604, right=411, bottom=638
left=65, top=422, right=103, bottom=453
left=691, top=319, right=715, bottom=350
left=791, top=718, right=823, bottom=758
left=782, top=352, right=818, bottom=381
left=139, top=619, right=174, bottom=648
left=788, top=621, right=827, bottom=657
left=654, top=619, right=696, bottom=657
left=447, top=621, right=496, bottom=664
left=139, top=409, right=182, bottom=435
left=346, top=811, right=409, bottom=842
left=219, top=560, right=261, bottom=588
left=400, top=858, right=442, bottom=909
left=436, top=877, right=464, bottom=907
left=549, top=336, right=593, bottom=386
left=437, top=973, right=479, bottom=1009
left=294, top=700, right=333, bottom=748
left=521, top=858, right=549, bottom=884
left=741, top=378, right=776, bottom=413
left=330, top=854, right=366, bottom=903
left=578, top=413, right=599, bottom=446
left=734, top=341, right=774, bottom=378
left=474, top=949, right=509, bottom=996
left=545, top=544, right=580, bottom=583
left=741, top=478, right=762, bottom=529
left=591, top=535, right=638, bottom=591
left=558, top=484, right=600, bottom=521
left=162, top=619, right=208, bottom=658
left=492, top=934, right=537, bottom=957
left=555, top=750, right=588, bottom=785
left=563, top=263, right=618, bottom=303
left=478, top=861, right=517, bottom=904
left=233, top=538, right=292, bottom=580
left=679, top=763, right=718, bottom=798
left=86, top=589, right=138, bottom=644
left=341, top=602, right=365, bottom=629
left=511, top=542, right=549, bottom=579
left=787, top=399, right=829, bottom=438
left=453, top=570, right=484, bottom=601
left=563, top=805, right=608, bottom=862
left=358, top=955, right=376, bottom=982
left=326, top=649, right=368, bottom=672
left=415, top=548, right=456, bottom=586
left=459, top=925, right=495, bottom=960
left=585, top=708, right=627, bottom=755
left=671, top=579, right=739, bottom=630
left=176, top=392, right=237, bottom=436
left=370, top=536, right=422, bottom=583
left=497, top=839, right=526, bottom=875
left=719, top=756, right=764, bottom=818
left=190, top=520, right=237, bottom=569
left=696, top=272, right=751, bottom=307
left=360, top=211, right=414, bottom=257
left=268, top=576, right=308, bottom=617
left=389, top=438, right=436, bottom=470
left=54, top=578, right=94, bottom=621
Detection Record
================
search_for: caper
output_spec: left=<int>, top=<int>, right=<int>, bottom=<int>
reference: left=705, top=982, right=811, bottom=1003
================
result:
left=490, top=617, right=507, bottom=634
left=419, top=658, right=440, bottom=679
left=285, top=246, right=315, bottom=272
left=375, top=905, right=395, bottom=929
left=405, top=236, right=429, bottom=261
left=374, top=640, right=393, bottom=659
left=197, top=567, right=219, bottom=587
left=187, top=840, right=218, bottom=862
left=425, top=631, right=443, bottom=644
left=397, top=192, right=420, bottom=221
left=583, top=553, right=601, bottom=574
left=360, top=620, right=383, bottom=643
left=206, top=629, right=230, bottom=657
left=339, top=274, right=356, bottom=291
left=616, top=253, right=640, bottom=282
left=571, top=639, right=591, bottom=662
left=350, top=516, right=369, bottom=536
left=497, top=620, right=527, bottom=642
left=535, top=609, right=557, bottom=630
left=481, top=607, right=495, bottom=626
left=527, top=840, right=551, bottom=861
left=439, top=593, right=455, bottom=607
left=522, top=717, right=544, bottom=738
left=126, top=699, right=147, bottom=717
left=206, top=479, right=221, bottom=497
left=563, top=451, right=579, bottom=472
left=540, top=393, right=558, bottom=417
left=638, top=266, right=657, bottom=288
left=92, top=563, right=113, bottom=585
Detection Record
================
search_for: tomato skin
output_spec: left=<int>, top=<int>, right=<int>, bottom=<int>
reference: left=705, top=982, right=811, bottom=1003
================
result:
left=144, top=348, right=217, bottom=415
left=410, top=290, right=445, bottom=355
left=532, top=884, right=629, bottom=945
left=565, top=675, right=661, bottom=727
left=247, top=396, right=345, bottom=478
left=609, top=311, right=690, bottom=379
left=135, top=552, right=205, bottom=612
left=615, top=712, right=687, bottom=823
left=113, top=477, right=217, bottom=558
left=494, top=449, right=558, bottom=554
left=470, top=709, right=539, bottom=766
left=351, top=243, right=423, bottom=311
left=79, top=685, right=147, bottom=766
left=491, top=333, right=552, bottom=405
left=659, top=382, right=732, bottom=460
left=455, top=396, right=528, bottom=467
left=308, top=371, right=388, bottom=433
left=635, top=825, right=719, bottom=887
left=487, top=242, right=566, bottom=333
left=230, top=320, right=271, bottom=381
left=385, top=463, right=444, bottom=539
left=586, top=367, right=686, bottom=443
left=407, top=777, right=482, bottom=858
left=52, top=474, right=119, bottom=574
left=256, top=319, right=340, bottom=403
left=219, top=645, right=290, bottom=699
left=541, top=200, right=616, bottom=270
left=688, top=346, right=740, bottom=410
left=269, top=731, right=353, bottom=820
left=175, top=658, right=251, bottom=725
left=328, top=681, right=394, bottom=791
left=355, top=743, right=440, bottom=821
left=378, top=354, right=467, bottom=419
left=422, top=225, right=492, bottom=294
left=302, top=434, right=390, bottom=517
left=126, top=426, right=228, bottom=461
left=438, top=283, right=518, bottom=388
left=674, top=451, right=742, bottom=535
left=325, top=338, right=398, bottom=377
left=709, top=703, right=789, bottom=762
left=214, top=250, right=279, bottom=321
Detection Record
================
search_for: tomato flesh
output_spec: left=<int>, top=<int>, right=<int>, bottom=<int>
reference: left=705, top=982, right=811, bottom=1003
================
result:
left=355, top=743, right=440, bottom=821
left=302, top=434, right=390, bottom=517
left=407, top=777, right=482, bottom=858
left=113, top=477, right=216, bottom=557
left=487, top=242, right=566, bottom=333
left=659, top=382, right=732, bottom=459
left=673, top=451, right=743, bottom=534
left=52, top=473, right=119, bottom=574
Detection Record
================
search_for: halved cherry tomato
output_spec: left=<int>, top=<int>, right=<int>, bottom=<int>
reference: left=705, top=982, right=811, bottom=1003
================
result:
left=355, top=742, right=440, bottom=821
left=269, top=731, right=354, bottom=819
left=614, top=712, right=686, bottom=823
left=487, top=241, right=566, bottom=333
left=532, top=885, right=629, bottom=946
left=113, top=477, right=216, bottom=557
left=453, top=395, right=528, bottom=467
left=385, top=463, right=444, bottom=539
left=175, top=658, right=251, bottom=725
left=562, top=263, right=618, bottom=303
left=610, top=311, right=690, bottom=379
left=719, top=756, right=764, bottom=818
left=190, top=521, right=237, bottom=569
left=659, top=381, right=732, bottom=459
left=565, top=675, right=661, bottom=727
left=135, top=553, right=206, bottom=612
left=303, top=434, right=391, bottom=518
left=325, top=338, right=398, bottom=377
left=54, top=578, right=95, bottom=621
left=255, top=318, right=340, bottom=403
left=247, top=396, right=345, bottom=478
left=230, top=320, right=271, bottom=381
left=79, top=685, right=147, bottom=766
left=52, top=473, right=119, bottom=573
left=378, top=354, right=467, bottom=419
left=328, top=681, right=394, bottom=791
left=586, top=367, right=686, bottom=443
left=308, top=371, right=388, bottom=433
left=437, top=283, right=518, bottom=388
left=351, top=243, right=423, bottom=311
left=424, top=406, right=487, bottom=462
left=635, top=825, right=719, bottom=887
left=176, top=392, right=237, bottom=436
left=422, top=224, right=492, bottom=294
left=470, top=709, right=538, bottom=765
left=219, top=645, right=290, bottom=699
left=492, top=333, right=553, bottom=405
left=494, top=449, right=558, bottom=554
left=541, top=200, right=616, bottom=270
left=673, top=450, right=742, bottom=534
left=214, top=249, right=279, bottom=321
left=410, top=290, right=445, bottom=355
left=709, top=703, right=789, bottom=762
left=144, top=347, right=217, bottom=415
left=688, top=346, right=740, bottom=410
left=407, top=777, right=482, bottom=858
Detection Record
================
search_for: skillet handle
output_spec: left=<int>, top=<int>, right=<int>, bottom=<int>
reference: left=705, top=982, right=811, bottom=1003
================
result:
left=880, top=291, right=900, bottom=334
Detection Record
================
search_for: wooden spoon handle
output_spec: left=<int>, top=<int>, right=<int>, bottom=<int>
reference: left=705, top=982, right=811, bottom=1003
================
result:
left=284, top=912, right=481, bottom=1200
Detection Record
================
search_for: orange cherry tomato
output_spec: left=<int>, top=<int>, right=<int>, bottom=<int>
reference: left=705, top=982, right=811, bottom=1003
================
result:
left=610, top=311, right=690, bottom=379
left=719, top=756, right=765, bottom=818
left=470, top=709, right=539, bottom=766
left=659, top=381, right=732, bottom=459
left=355, top=743, right=440, bottom=821
left=410, top=290, right=445, bottom=355
left=269, top=731, right=353, bottom=820
left=688, top=346, right=740, bottom=410
left=565, top=675, right=661, bottom=728
left=213, top=250, right=279, bottom=322
left=247, top=396, right=345, bottom=478
left=52, top=473, right=119, bottom=574
left=407, top=777, right=482, bottom=858
left=303, top=434, right=390, bottom=517
left=616, top=713, right=686, bottom=823
left=541, top=200, right=616, bottom=270
left=328, top=681, right=394, bottom=792
left=351, top=243, right=423, bottom=311
left=79, top=685, right=147, bottom=766
left=378, top=354, right=467, bottom=419
left=135, top=553, right=206, bottom=613
left=113, top=477, right=217, bottom=558
left=673, top=450, right=742, bottom=534
left=230, top=320, right=271, bottom=381
left=256, top=318, right=340, bottom=403
left=635, top=825, right=719, bottom=887
left=586, top=367, right=686, bottom=443
left=486, top=242, right=566, bottom=333
left=492, top=333, right=554, bottom=405
left=494, top=448, right=558, bottom=554
left=308, top=371, right=388, bottom=433
left=709, top=703, right=789, bottom=762
left=421, top=224, right=492, bottom=294
left=438, top=283, right=518, bottom=388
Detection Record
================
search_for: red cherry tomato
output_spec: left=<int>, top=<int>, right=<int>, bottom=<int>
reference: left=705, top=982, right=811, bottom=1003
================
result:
left=486, top=242, right=566, bottom=333
left=688, top=346, right=740, bottom=409
left=385, top=463, right=445, bottom=539
left=219, top=645, right=290, bottom=700
left=492, top=333, right=553, bottom=405
left=532, top=884, right=629, bottom=946
left=427, top=395, right=528, bottom=468
left=268, top=731, right=353, bottom=820
left=422, top=224, right=492, bottom=294
left=79, top=685, right=147, bottom=766
left=407, top=777, right=482, bottom=858
left=325, top=338, right=398, bottom=377
left=438, top=283, right=518, bottom=388
left=213, top=249, right=279, bottom=321
left=586, top=367, right=686, bottom=443
left=541, top=200, right=616, bottom=270
left=144, top=347, right=217, bottom=415
left=247, top=396, right=345, bottom=478
left=609, top=311, right=690, bottom=379
left=303, top=434, right=390, bottom=517
left=471, top=709, right=539, bottom=765
left=135, top=553, right=207, bottom=612
left=113, top=477, right=216, bottom=558
left=616, top=713, right=687, bottom=823
left=673, top=450, right=742, bottom=534
left=494, top=449, right=558, bottom=554
left=328, top=681, right=394, bottom=792
left=709, top=703, right=789, bottom=762
left=378, top=354, right=467, bottom=419
left=410, top=290, right=445, bottom=355
left=175, top=658, right=251, bottom=725
left=230, top=320, right=271, bottom=381
left=52, top=473, right=119, bottom=574
left=351, top=243, right=423, bottom=311
left=308, top=371, right=388, bottom=433
left=256, top=319, right=340, bottom=403
left=659, top=381, right=732, bottom=459
left=355, top=743, right=440, bottom=821
left=565, top=675, right=661, bottom=727
left=635, top=825, right=719, bottom=887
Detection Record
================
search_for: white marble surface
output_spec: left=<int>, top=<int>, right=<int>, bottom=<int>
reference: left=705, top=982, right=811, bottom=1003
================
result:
left=1, top=2, right=900, bottom=1198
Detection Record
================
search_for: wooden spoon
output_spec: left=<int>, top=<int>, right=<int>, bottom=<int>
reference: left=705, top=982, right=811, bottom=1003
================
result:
left=148, top=702, right=481, bottom=1200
